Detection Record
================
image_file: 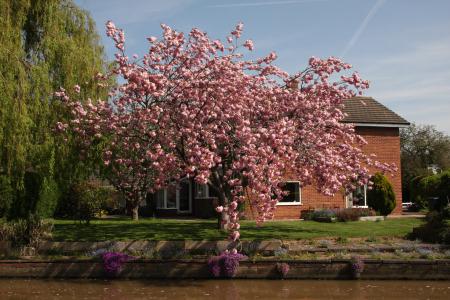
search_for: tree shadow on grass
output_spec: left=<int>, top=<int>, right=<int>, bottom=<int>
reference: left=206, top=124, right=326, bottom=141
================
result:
left=51, top=218, right=422, bottom=241
left=53, top=219, right=345, bottom=241
left=52, top=221, right=227, bottom=241
left=239, top=223, right=335, bottom=240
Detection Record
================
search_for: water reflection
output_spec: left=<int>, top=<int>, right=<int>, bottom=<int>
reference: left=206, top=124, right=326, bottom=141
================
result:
left=0, top=279, right=449, bottom=299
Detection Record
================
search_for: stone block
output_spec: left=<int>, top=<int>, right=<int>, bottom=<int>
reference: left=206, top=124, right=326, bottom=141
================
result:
left=155, top=241, right=185, bottom=259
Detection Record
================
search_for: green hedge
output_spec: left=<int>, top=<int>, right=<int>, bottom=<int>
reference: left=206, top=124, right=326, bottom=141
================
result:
left=411, top=170, right=450, bottom=211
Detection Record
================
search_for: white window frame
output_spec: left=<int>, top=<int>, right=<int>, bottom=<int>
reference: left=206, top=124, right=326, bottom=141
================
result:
left=346, top=184, right=368, bottom=208
left=277, top=181, right=302, bottom=206
left=155, top=189, right=171, bottom=209
left=195, top=183, right=209, bottom=199
left=155, top=179, right=192, bottom=212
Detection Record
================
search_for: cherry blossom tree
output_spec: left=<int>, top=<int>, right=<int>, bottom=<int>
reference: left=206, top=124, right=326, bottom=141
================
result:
left=56, top=21, right=394, bottom=232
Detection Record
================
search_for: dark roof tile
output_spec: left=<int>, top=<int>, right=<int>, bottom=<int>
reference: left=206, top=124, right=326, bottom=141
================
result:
left=342, top=96, right=409, bottom=125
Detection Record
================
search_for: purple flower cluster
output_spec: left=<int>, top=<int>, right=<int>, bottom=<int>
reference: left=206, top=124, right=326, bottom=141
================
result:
left=350, top=257, right=365, bottom=278
left=208, top=250, right=247, bottom=278
left=276, top=262, right=290, bottom=278
left=101, top=252, right=133, bottom=276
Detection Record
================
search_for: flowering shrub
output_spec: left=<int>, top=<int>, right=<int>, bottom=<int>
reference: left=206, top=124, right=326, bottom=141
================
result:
left=207, top=250, right=247, bottom=278
left=350, top=256, right=365, bottom=278
left=276, top=262, right=290, bottom=278
left=101, top=252, right=133, bottom=276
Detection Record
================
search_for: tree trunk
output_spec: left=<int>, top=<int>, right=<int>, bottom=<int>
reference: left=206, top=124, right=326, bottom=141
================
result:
left=131, top=205, right=139, bottom=221
left=218, top=210, right=229, bottom=230
left=210, top=169, right=231, bottom=231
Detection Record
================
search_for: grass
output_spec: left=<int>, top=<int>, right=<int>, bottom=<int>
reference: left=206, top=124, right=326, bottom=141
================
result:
left=51, top=217, right=424, bottom=242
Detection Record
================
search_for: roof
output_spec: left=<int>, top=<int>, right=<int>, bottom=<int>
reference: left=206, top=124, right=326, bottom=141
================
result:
left=342, top=96, right=409, bottom=127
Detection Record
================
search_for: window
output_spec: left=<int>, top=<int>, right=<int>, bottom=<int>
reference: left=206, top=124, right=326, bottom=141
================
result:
left=278, top=181, right=301, bottom=205
left=155, top=190, right=165, bottom=208
left=346, top=185, right=367, bottom=208
left=195, top=183, right=209, bottom=198
left=155, top=185, right=177, bottom=209
left=154, top=180, right=192, bottom=212
left=195, top=183, right=219, bottom=198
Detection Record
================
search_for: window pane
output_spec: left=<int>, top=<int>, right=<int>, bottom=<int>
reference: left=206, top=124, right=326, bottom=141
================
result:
left=352, top=185, right=366, bottom=206
left=196, top=183, right=208, bottom=198
left=155, top=190, right=165, bottom=208
left=166, top=185, right=177, bottom=208
left=280, top=182, right=300, bottom=202
left=179, top=181, right=190, bottom=211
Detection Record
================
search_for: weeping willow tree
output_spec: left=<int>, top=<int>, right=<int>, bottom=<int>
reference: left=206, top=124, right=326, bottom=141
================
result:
left=0, top=0, right=109, bottom=218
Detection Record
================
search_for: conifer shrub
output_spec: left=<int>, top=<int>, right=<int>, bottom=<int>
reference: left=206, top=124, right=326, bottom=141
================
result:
left=367, top=173, right=396, bottom=216
left=36, top=178, right=60, bottom=218
left=8, top=172, right=60, bottom=219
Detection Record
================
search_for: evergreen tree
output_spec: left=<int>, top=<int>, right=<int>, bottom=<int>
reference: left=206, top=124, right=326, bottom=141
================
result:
left=367, top=173, right=396, bottom=216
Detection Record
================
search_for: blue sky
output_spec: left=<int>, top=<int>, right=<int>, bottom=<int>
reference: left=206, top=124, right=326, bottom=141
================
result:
left=75, top=0, right=450, bottom=133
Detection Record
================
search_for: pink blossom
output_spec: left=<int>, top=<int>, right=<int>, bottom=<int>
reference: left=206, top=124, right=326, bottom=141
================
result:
left=231, top=231, right=240, bottom=241
left=243, top=39, right=254, bottom=51
left=57, top=20, right=395, bottom=239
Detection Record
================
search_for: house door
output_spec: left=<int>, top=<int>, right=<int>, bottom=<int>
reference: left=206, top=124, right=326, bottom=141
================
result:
left=177, top=179, right=192, bottom=213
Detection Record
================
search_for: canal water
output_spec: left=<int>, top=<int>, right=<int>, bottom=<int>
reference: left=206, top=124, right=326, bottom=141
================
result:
left=0, top=279, right=449, bottom=299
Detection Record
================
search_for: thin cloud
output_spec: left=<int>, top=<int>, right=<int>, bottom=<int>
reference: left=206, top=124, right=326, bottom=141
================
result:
left=79, top=0, right=194, bottom=25
left=341, top=0, right=386, bottom=58
left=208, top=0, right=326, bottom=8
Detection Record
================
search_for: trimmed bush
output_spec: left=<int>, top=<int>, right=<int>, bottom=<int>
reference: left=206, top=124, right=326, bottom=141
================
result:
left=336, top=208, right=375, bottom=222
left=311, top=209, right=336, bottom=222
left=367, top=173, right=396, bottom=216
left=304, top=208, right=376, bottom=222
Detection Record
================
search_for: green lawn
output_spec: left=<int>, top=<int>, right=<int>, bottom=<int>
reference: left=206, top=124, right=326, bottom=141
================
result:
left=51, top=217, right=423, bottom=241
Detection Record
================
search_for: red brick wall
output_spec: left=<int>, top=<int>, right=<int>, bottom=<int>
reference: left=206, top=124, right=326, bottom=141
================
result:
left=356, top=126, right=403, bottom=215
left=246, top=126, right=403, bottom=220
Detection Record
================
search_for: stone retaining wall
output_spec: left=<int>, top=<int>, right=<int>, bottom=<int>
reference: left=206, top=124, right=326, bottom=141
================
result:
left=1, top=240, right=448, bottom=257
left=0, top=259, right=449, bottom=279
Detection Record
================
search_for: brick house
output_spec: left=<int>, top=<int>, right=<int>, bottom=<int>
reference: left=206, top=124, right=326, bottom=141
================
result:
left=148, top=96, right=409, bottom=219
